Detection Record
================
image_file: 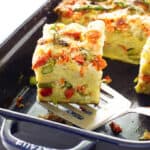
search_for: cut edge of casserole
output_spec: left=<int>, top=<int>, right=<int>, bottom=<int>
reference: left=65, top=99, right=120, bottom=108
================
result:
left=32, top=20, right=106, bottom=104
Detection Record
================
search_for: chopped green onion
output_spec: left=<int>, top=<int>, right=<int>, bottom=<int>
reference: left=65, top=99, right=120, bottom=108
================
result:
left=115, top=2, right=128, bottom=8
left=38, top=82, right=54, bottom=88
left=127, top=48, right=134, bottom=51
left=29, top=76, right=37, bottom=86
left=64, top=81, right=72, bottom=89
left=41, top=59, right=55, bottom=74
left=80, top=48, right=94, bottom=61
left=50, top=24, right=57, bottom=31
left=86, top=54, right=94, bottom=61
left=134, top=76, right=138, bottom=83
left=74, top=5, right=111, bottom=11
left=53, top=32, right=69, bottom=47
left=42, top=65, right=53, bottom=74
left=57, top=39, right=69, bottom=47
left=53, top=32, right=60, bottom=43
left=61, top=81, right=72, bottom=89
left=128, top=6, right=145, bottom=15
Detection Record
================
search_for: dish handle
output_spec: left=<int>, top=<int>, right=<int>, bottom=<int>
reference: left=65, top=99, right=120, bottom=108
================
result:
left=1, top=119, right=95, bottom=150
left=0, top=108, right=96, bottom=150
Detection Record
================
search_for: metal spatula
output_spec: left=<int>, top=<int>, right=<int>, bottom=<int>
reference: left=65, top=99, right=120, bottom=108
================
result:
left=40, top=83, right=150, bottom=130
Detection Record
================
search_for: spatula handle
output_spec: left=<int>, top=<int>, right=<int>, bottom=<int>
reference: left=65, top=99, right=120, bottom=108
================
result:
left=129, top=107, right=150, bottom=116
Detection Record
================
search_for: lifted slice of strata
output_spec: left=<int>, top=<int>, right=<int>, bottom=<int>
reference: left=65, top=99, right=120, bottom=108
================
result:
left=32, top=20, right=106, bottom=104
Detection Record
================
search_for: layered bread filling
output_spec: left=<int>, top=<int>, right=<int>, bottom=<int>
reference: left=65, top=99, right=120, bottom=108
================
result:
left=32, top=21, right=106, bottom=104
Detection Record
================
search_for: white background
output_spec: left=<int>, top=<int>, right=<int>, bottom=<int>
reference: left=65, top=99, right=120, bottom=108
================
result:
left=0, top=0, right=46, bottom=44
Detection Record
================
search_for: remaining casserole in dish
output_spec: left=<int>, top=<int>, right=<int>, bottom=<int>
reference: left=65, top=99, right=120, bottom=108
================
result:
left=32, top=20, right=106, bottom=104
left=135, top=37, right=150, bottom=94
left=55, top=0, right=150, bottom=94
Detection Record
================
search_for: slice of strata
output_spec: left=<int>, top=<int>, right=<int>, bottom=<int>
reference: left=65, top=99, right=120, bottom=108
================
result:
left=32, top=20, right=106, bottom=104
left=135, top=37, right=150, bottom=94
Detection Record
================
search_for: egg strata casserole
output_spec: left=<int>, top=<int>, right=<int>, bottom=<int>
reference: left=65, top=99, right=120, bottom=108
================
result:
left=55, top=0, right=150, bottom=95
left=32, top=21, right=106, bottom=104
left=32, top=0, right=150, bottom=104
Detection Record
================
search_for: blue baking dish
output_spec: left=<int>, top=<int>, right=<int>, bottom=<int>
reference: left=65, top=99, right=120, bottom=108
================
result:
left=0, top=0, right=150, bottom=149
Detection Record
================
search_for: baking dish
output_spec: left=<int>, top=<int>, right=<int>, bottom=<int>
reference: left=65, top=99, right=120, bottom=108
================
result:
left=0, top=0, right=150, bottom=149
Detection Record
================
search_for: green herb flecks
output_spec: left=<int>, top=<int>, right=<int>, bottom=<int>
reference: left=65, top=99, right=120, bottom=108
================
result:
left=57, top=39, right=69, bottom=46
left=62, top=81, right=72, bottom=89
left=52, top=24, right=69, bottom=47
left=80, top=48, right=94, bottom=61
left=50, top=23, right=57, bottom=31
left=133, top=76, right=138, bottom=83
left=38, top=82, right=54, bottom=88
left=128, top=5, right=145, bottom=14
left=53, top=32, right=60, bottom=43
left=115, top=2, right=129, bottom=8
left=41, top=59, right=55, bottom=74
left=74, top=5, right=111, bottom=11
left=127, top=48, right=134, bottom=52
left=54, top=32, right=69, bottom=47
left=29, top=76, right=37, bottom=86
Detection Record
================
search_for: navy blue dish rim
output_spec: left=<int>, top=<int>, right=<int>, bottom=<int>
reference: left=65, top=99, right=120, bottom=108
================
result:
left=1, top=108, right=150, bottom=150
